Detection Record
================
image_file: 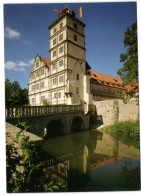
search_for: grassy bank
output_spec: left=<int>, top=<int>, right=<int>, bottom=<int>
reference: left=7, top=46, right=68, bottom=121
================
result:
left=103, top=120, right=139, bottom=137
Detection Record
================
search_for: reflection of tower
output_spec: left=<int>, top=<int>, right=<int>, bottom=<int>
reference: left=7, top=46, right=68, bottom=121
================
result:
left=113, top=139, right=119, bottom=161
left=83, top=145, right=88, bottom=173
left=48, top=160, right=69, bottom=191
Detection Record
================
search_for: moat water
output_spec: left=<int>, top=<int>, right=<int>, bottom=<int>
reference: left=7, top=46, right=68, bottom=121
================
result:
left=42, top=129, right=140, bottom=192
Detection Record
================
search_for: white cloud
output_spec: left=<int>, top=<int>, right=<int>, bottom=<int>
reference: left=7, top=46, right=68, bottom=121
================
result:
left=15, top=67, right=26, bottom=72
left=18, top=61, right=29, bottom=67
left=5, top=60, right=29, bottom=72
left=5, top=27, right=20, bottom=39
left=5, top=61, right=17, bottom=70
left=29, top=59, right=34, bottom=64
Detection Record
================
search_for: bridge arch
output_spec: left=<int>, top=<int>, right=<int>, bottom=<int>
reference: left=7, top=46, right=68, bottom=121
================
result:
left=71, top=116, right=85, bottom=133
left=46, top=119, right=65, bottom=137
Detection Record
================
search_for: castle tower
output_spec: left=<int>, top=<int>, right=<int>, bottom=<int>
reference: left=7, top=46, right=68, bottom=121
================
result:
left=48, top=5, right=88, bottom=105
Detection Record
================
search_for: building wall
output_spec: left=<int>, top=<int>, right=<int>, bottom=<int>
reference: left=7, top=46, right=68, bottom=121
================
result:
left=94, top=99, right=139, bottom=126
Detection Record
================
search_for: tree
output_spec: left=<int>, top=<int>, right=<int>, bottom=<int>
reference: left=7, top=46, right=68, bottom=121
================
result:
left=117, top=22, right=138, bottom=86
left=5, top=79, right=29, bottom=107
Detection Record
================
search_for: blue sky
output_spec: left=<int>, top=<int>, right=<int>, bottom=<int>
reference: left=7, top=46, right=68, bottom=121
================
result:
left=4, top=2, right=137, bottom=89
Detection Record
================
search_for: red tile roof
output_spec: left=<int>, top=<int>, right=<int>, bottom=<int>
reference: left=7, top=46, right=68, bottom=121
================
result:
left=41, top=57, right=50, bottom=68
left=125, top=82, right=138, bottom=93
left=90, top=71, right=125, bottom=90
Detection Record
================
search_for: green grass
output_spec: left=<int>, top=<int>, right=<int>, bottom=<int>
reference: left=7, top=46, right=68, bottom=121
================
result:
left=103, top=120, right=139, bottom=137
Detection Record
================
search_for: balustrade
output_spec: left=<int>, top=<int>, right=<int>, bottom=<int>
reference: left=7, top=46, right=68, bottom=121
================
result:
left=6, top=104, right=95, bottom=118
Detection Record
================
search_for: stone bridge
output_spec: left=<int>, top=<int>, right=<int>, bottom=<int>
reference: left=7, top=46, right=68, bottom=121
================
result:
left=6, top=104, right=96, bottom=138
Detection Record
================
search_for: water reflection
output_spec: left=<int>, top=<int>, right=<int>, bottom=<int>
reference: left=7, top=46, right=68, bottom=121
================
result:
left=42, top=130, right=140, bottom=191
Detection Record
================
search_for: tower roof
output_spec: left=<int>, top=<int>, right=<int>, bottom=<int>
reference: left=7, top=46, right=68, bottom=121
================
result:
left=48, top=5, right=85, bottom=29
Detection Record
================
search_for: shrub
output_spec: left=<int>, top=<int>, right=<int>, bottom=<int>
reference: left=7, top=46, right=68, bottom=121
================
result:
left=103, top=120, right=139, bottom=137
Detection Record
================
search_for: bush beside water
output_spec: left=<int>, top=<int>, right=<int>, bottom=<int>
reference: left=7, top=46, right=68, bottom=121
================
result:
left=103, top=120, right=139, bottom=137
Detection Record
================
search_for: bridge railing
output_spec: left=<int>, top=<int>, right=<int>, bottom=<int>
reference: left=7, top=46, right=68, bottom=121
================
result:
left=6, top=104, right=95, bottom=118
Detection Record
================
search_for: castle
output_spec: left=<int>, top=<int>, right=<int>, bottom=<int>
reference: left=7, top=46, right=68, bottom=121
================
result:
left=28, top=5, right=127, bottom=106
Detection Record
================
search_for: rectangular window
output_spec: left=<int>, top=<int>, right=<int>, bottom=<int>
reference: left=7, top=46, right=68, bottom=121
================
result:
left=59, top=46, right=63, bottom=54
left=41, top=96, right=45, bottom=103
left=36, top=62, right=39, bottom=68
left=54, top=92, right=57, bottom=98
left=53, top=28, right=56, bottom=34
left=73, top=23, right=77, bottom=30
left=53, top=50, right=56, bottom=57
left=36, top=71, right=39, bottom=77
left=60, top=22, right=63, bottom=29
left=32, top=98, right=36, bottom=105
left=53, top=38, right=56, bottom=45
left=76, top=87, right=79, bottom=94
left=52, top=63, right=56, bottom=70
left=53, top=78, right=57, bottom=85
left=74, top=34, right=77, bottom=42
left=31, top=73, right=35, bottom=80
left=40, top=68, right=44, bottom=75
left=59, top=34, right=63, bottom=41
left=32, top=85, right=35, bottom=91
left=76, top=74, right=79, bottom=80
left=36, top=84, right=39, bottom=90
left=40, top=82, right=44, bottom=88
left=59, top=59, right=63, bottom=67
left=58, top=92, right=61, bottom=98
left=59, top=75, right=64, bottom=83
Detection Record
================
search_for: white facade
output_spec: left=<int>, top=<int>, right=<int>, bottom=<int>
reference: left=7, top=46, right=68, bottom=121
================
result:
left=28, top=6, right=93, bottom=106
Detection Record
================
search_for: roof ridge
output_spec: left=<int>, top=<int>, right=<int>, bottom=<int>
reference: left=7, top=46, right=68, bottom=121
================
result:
left=90, top=70, right=121, bottom=79
left=41, top=56, right=50, bottom=60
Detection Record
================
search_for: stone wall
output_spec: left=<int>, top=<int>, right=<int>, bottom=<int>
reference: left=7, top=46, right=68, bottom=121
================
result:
left=94, top=98, right=139, bottom=126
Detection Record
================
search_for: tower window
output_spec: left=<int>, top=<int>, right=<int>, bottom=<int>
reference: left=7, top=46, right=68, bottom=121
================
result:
left=53, top=28, right=56, bottom=34
left=59, top=59, right=63, bottom=67
left=59, top=46, right=63, bottom=54
left=53, top=38, right=56, bottom=45
left=40, top=82, right=44, bottom=88
left=52, top=63, right=56, bottom=70
left=73, top=23, right=77, bottom=30
left=59, top=34, right=63, bottom=41
left=74, top=34, right=77, bottom=42
left=59, top=75, right=64, bottom=83
left=53, top=78, right=57, bottom=85
left=60, top=22, right=63, bottom=29
left=76, top=74, right=79, bottom=80
left=53, top=50, right=56, bottom=57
